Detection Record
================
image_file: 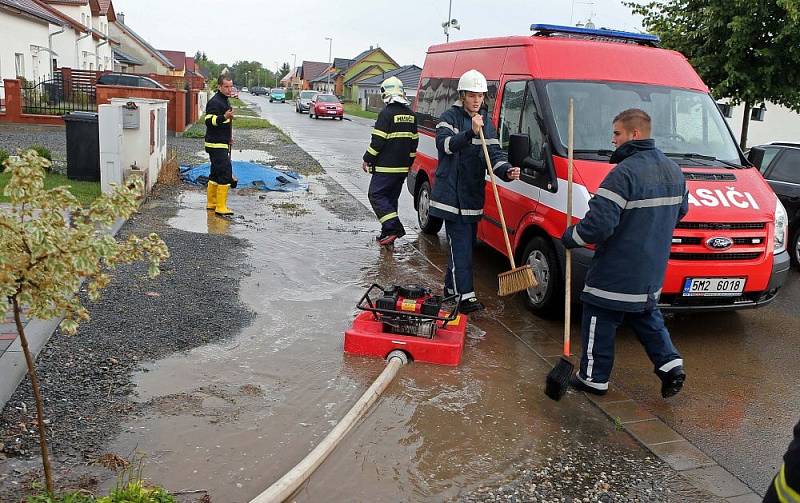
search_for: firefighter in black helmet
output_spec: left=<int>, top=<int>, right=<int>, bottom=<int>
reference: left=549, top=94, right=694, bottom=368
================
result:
left=764, top=418, right=800, bottom=502
left=204, top=75, right=235, bottom=216
left=362, top=76, right=419, bottom=246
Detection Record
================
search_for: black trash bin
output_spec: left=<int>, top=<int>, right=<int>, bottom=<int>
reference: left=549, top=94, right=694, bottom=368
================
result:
left=63, top=111, right=100, bottom=181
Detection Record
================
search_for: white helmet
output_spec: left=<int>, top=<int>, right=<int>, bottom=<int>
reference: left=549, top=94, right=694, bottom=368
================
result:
left=380, top=76, right=405, bottom=102
left=457, top=69, right=488, bottom=93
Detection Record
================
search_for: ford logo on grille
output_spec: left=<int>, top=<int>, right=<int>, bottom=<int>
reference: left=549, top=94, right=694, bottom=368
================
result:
left=706, top=236, right=733, bottom=250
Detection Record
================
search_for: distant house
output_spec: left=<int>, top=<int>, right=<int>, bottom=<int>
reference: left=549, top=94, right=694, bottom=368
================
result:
left=159, top=49, right=186, bottom=77
left=279, top=66, right=301, bottom=91
left=339, top=46, right=398, bottom=102
left=357, top=65, right=422, bottom=111
left=299, top=60, right=329, bottom=91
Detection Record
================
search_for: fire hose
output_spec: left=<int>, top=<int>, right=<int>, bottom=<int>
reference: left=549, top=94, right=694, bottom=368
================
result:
left=249, top=350, right=408, bottom=503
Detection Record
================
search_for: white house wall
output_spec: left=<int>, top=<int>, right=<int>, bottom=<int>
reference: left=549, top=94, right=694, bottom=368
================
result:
left=49, top=26, right=81, bottom=71
left=725, top=101, right=800, bottom=147
left=109, top=23, right=170, bottom=74
left=92, top=14, right=113, bottom=71
left=48, top=4, right=96, bottom=70
left=0, top=10, right=50, bottom=91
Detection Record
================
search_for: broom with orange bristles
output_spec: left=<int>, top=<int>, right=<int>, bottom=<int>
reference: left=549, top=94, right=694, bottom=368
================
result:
left=478, top=128, right=538, bottom=296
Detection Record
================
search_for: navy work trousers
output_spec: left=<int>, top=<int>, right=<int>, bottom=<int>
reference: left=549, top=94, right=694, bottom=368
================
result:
left=443, top=218, right=478, bottom=301
left=368, top=173, right=405, bottom=234
left=576, top=302, right=683, bottom=391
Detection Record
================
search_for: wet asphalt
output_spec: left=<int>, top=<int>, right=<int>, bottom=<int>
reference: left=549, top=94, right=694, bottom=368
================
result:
left=243, top=95, right=800, bottom=496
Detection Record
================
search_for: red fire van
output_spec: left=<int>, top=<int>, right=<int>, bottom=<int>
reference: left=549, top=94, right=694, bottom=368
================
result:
left=407, top=24, right=790, bottom=314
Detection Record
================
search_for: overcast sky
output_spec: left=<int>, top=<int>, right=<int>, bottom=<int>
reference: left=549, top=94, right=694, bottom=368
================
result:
left=112, top=0, right=645, bottom=71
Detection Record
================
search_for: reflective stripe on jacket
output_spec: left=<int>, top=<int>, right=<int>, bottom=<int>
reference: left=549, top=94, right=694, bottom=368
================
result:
left=363, top=102, right=418, bottom=175
left=562, top=139, right=688, bottom=312
left=204, top=91, right=232, bottom=149
left=429, top=102, right=512, bottom=223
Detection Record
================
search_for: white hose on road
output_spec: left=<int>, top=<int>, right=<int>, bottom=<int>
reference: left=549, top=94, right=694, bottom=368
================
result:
left=249, top=350, right=409, bottom=503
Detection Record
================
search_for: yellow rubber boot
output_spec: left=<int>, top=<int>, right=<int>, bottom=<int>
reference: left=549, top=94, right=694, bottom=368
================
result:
left=215, top=184, right=234, bottom=216
left=206, top=181, right=218, bottom=210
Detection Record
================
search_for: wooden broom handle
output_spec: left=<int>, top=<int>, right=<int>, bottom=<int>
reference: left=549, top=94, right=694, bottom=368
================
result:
left=564, top=98, right=574, bottom=358
left=478, top=127, right=517, bottom=269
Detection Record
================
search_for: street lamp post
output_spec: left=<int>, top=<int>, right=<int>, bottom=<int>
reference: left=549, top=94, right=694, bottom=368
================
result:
left=290, top=53, right=297, bottom=92
left=325, top=36, right=332, bottom=93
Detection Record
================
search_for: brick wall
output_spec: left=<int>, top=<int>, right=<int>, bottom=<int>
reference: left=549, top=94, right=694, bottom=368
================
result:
left=0, top=80, right=65, bottom=126
left=96, top=85, right=187, bottom=132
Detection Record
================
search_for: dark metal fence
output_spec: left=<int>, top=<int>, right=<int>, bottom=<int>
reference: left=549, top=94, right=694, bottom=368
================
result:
left=21, top=74, right=96, bottom=115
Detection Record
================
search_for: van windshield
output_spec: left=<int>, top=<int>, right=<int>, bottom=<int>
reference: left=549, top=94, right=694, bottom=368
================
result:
left=544, top=81, right=740, bottom=164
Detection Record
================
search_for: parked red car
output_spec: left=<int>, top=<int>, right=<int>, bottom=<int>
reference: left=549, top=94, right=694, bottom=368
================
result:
left=309, top=94, right=343, bottom=120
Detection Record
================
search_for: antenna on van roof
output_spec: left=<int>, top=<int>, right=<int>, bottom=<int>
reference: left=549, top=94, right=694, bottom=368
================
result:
left=530, top=24, right=660, bottom=47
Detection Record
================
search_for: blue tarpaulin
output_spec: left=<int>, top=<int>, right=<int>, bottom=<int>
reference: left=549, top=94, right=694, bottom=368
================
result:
left=181, top=161, right=308, bottom=192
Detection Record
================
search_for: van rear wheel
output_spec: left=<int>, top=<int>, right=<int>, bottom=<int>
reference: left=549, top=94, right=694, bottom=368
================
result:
left=521, top=236, right=564, bottom=318
left=416, top=180, right=443, bottom=234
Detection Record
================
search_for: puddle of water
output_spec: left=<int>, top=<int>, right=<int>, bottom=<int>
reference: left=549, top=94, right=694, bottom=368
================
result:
left=109, top=185, right=638, bottom=502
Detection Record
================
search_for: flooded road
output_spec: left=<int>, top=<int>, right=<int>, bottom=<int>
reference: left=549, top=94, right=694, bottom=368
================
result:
left=99, top=96, right=796, bottom=501
left=104, top=140, right=686, bottom=501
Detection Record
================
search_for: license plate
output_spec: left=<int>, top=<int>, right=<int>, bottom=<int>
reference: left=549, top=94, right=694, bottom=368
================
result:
left=682, top=277, right=746, bottom=297
left=327, top=110, right=337, bottom=114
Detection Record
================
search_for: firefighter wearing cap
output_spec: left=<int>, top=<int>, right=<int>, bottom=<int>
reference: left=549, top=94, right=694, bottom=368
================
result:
left=430, top=69, right=521, bottom=313
left=362, top=76, right=419, bottom=246
left=204, top=75, right=235, bottom=216
left=764, top=418, right=800, bottom=502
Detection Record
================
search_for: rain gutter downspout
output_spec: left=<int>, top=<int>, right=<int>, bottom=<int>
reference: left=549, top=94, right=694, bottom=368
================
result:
left=75, top=29, right=91, bottom=69
left=48, top=25, right=65, bottom=74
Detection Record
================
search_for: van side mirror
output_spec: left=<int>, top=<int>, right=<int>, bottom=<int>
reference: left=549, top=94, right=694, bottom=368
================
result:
left=509, top=134, right=545, bottom=173
left=508, top=133, right=558, bottom=193
left=747, top=146, right=765, bottom=169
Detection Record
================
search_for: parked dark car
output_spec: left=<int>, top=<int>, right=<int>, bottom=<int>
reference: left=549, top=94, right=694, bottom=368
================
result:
left=250, top=86, right=269, bottom=96
left=309, top=93, right=343, bottom=120
left=97, top=73, right=167, bottom=89
left=748, top=142, right=800, bottom=267
left=295, top=90, right=318, bottom=113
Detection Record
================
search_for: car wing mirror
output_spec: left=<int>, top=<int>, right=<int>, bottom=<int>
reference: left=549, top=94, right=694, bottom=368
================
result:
left=747, top=146, right=765, bottom=169
left=508, top=133, right=558, bottom=193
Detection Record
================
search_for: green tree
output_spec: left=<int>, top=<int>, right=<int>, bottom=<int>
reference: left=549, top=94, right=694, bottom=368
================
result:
left=627, top=0, right=800, bottom=148
left=0, top=151, right=169, bottom=494
left=280, top=62, right=290, bottom=76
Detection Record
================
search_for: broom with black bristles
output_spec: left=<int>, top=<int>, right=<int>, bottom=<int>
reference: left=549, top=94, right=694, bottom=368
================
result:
left=545, top=98, right=576, bottom=401
left=478, top=128, right=538, bottom=296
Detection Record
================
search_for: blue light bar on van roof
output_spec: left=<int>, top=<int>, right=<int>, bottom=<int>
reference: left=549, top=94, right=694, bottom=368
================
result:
left=530, top=24, right=660, bottom=46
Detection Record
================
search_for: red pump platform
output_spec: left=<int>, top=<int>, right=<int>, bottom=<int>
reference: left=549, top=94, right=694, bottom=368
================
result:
left=343, top=284, right=467, bottom=366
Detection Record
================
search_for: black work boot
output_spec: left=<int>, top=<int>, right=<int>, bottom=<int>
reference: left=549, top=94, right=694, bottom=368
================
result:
left=459, top=297, right=485, bottom=314
left=657, top=366, right=686, bottom=398
left=569, top=374, right=608, bottom=396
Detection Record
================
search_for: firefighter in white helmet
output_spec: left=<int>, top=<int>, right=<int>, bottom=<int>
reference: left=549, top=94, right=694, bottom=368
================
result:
left=429, top=69, right=521, bottom=313
left=362, top=76, right=419, bottom=246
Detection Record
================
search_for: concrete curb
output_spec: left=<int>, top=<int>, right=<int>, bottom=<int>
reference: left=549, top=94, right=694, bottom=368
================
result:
left=0, top=216, right=127, bottom=411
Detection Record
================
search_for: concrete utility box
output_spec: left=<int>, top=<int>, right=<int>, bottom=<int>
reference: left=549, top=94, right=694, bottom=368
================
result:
left=99, top=98, right=168, bottom=195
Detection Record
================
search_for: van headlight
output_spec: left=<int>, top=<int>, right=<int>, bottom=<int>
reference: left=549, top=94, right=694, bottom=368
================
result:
left=774, top=197, right=788, bottom=254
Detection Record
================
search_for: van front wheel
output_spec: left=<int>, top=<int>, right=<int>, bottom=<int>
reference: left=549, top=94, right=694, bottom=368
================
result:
left=521, top=236, right=564, bottom=318
left=416, top=180, right=443, bottom=234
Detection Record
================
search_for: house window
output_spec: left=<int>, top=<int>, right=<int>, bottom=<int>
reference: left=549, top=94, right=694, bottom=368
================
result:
left=15, top=53, right=24, bottom=78
left=716, top=102, right=732, bottom=118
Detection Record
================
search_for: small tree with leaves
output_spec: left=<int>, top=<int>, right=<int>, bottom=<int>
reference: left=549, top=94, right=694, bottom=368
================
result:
left=0, top=150, right=169, bottom=495
left=627, top=0, right=800, bottom=148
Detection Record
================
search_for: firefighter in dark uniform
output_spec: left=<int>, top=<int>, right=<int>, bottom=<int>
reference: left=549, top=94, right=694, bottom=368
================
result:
left=562, top=109, right=687, bottom=398
left=362, top=76, right=419, bottom=246
left=204, top=75, right=235, bottom=216
left=764, top=418, right=800, bottom=502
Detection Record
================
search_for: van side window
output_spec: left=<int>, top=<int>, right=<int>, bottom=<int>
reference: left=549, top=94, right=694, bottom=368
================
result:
left=498, top=80, right=545, bottom=161
left=415, top=78, right=498, bottom=132
left=498, top=81, right=526, bottom=150
left=522, top=82, right=545, bottom=161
